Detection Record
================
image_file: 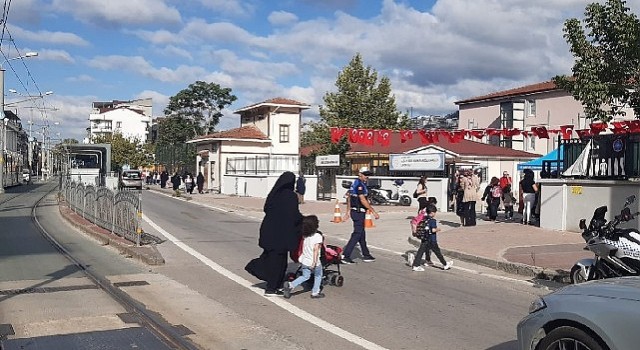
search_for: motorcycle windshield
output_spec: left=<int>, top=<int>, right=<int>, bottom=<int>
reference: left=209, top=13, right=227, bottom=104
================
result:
left=589, top=206, right=608, bottom=230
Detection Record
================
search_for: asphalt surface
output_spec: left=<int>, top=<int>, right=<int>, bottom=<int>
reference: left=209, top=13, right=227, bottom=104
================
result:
left=134, top=186, right=593, bottom=283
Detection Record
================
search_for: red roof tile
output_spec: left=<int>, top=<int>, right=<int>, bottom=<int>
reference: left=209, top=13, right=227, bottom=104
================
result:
left=347, top=132, right=538, bottom=158
left=455, top=81, right=561, bottom=105
left=234, top=97, right=310, bottom=113
left=190, top=125, right=269, bottom=142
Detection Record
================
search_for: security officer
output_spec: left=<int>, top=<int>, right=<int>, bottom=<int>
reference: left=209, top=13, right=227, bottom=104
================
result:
left=342, top=166, right=379, bottom=264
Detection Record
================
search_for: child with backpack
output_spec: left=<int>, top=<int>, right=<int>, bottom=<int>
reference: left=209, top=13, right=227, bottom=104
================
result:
left=407, top=204, right=452, bottom=271
left=485, top=176, right=502, bottom=221
left=283, top=215, right=325, bottom=299
left=502, top=184, right=516, bottom=221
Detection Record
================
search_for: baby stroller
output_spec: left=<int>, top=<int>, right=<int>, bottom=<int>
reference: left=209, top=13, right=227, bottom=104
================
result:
left=287, top=233, right=345, bottom=287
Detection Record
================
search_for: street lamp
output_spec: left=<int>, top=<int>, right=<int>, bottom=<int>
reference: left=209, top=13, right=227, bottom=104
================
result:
left=0, top=52, right=38, bottom=194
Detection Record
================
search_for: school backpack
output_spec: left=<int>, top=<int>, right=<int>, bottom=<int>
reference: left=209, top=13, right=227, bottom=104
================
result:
left=491, top=185, right=502, bottom=198
left=410, top=209, right=427, bottom=235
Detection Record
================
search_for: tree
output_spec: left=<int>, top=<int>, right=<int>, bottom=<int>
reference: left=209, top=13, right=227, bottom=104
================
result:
left=93, top=133, right=152, bottom=171
left=321, top=53, right=410, bottom=129
left=553, top=0, right=640, bottom=122
left=60, top=138, right=79, bottom=144
left=163, top=80, right=237, bottom=138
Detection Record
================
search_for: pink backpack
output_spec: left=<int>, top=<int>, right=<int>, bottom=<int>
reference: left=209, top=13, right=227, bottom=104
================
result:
left=410, top=209, right=427, bottom=235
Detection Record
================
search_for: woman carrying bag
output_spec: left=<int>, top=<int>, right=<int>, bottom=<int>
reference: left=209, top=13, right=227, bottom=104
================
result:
left=415, top=176, right=428, bottom=213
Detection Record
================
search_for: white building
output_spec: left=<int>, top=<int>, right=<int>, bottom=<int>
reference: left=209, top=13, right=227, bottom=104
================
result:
left=87, top=98, right=152, bottom=144
left=187, top=97, right=310, bottom=195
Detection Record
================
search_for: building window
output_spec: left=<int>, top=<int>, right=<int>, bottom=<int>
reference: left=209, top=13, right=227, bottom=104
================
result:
left=116, top=121, right=122, bottom=128
left=527, top=100, right=536, bottom=117
left=530, top=136, right=535, bottom=151
left=279, top=124, right=290, bottom=143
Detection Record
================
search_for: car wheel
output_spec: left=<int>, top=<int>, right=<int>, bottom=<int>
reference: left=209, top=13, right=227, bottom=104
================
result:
left=570, top=265, right=588, bottom=284
left=537, top=326, right=605, bottom=350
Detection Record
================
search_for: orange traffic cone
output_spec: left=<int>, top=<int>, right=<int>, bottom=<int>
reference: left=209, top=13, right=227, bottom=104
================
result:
left=331, top=200, right=343, bottom=223
left=364, top=209, right=375, bottom=228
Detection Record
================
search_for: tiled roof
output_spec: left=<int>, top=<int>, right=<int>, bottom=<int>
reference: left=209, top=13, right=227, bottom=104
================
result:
left=189, top=125, right=269, bottom=142
left=455, top=81, right=560, bottom=105
left=234, top=97, right=310, bottom=113
left=347, top=132, right=539, bottom=158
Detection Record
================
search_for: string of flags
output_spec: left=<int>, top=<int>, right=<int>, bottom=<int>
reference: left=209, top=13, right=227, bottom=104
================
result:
left=331, top=120, right=640, bottom=146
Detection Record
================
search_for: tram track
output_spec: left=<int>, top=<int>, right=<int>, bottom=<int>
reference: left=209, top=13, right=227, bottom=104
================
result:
left=3, top=181, right=201, bottom=350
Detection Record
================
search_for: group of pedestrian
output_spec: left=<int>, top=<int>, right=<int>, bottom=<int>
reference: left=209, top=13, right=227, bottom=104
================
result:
left=166, top=171, right=206, bottom=194
left=473, top=169, right=539, bottom=224
left=452, top=169, right=481, bottom=226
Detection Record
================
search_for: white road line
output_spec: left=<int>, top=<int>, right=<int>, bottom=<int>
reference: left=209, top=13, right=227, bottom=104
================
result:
left=143, top=215, right=388, bottom=350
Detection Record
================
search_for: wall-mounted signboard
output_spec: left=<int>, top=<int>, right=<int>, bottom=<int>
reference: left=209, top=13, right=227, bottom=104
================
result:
left=315, top=154, right=340, bottom=167
left=389, top=153, right=445, bottom=171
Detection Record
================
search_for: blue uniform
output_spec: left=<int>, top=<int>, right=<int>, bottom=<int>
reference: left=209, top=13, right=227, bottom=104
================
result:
left=343, top=178, right=373, bottom=260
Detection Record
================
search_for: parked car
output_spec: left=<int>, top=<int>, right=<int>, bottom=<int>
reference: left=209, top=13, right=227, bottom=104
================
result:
left=119, top=170, right=143, bottom=190
left=517, top=276, right=640, bottom=350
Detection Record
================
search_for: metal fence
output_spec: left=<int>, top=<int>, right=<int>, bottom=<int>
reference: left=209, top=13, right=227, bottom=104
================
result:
left=226, top=155, right=298, bottom=174
left=60, top=178, right=160, bottom=246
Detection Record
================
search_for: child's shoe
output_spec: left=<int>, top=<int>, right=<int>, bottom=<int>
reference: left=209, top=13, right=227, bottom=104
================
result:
left=443, top=261, right=453, bottom=270
left=406, top=252, right=415, bottom=266
left=412, top=266, right=425, bottom=272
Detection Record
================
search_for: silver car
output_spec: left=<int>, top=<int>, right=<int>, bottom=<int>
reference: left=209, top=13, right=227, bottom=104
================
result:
left=518, top=277, right=640, bottom=350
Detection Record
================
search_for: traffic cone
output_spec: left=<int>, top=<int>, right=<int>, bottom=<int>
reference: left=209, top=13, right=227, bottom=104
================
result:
left=331, top=200, right=342, bottom=223
left=364, top=209, right=375, bottom=228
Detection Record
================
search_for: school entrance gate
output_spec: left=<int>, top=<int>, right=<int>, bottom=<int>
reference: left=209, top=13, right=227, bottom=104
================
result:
left=315, top=155, right=340, bottom=201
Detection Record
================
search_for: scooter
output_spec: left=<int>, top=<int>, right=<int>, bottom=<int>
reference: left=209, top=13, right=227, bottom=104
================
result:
left=571, top=195, right=640, bottom=284
left=373, top=179, right=412, bottom=206
left=341, top=180, right=389, bottom=205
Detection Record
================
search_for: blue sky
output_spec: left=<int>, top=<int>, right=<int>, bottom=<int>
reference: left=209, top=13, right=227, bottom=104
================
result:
left=0, top=0, right=629, bottom=142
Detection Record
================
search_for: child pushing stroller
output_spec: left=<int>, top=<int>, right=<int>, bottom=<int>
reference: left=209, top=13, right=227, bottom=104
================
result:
left=284, top=215, right=344, bottom=299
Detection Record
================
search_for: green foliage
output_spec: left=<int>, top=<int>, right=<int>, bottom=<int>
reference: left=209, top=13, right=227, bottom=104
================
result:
left=60, top=138, right=79, bottom=144
left=321, top=53, right=407, bottom=129
left=93, top=133, right=153, bottom=171
left=554, top=0, right=640, bottom=122
left=163, top=80, right=237, bottom=137
left=157, top=116, right=197, bottom=145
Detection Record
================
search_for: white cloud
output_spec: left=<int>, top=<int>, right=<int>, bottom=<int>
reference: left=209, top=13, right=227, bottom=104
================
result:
left=66, top=74, right=95, bottom=83
left=128, top=29, right=186, bottom=46
left=38, top=49, right=75, bottom=64
left=268, top=11, right=298, bottom=26
left=196, top=0, right=255, bottom=17
left=87, top=55, right=209, bottom=83
left=9, top=25, right=90, bottom=46
left=51, top=0, right=182, bottom=27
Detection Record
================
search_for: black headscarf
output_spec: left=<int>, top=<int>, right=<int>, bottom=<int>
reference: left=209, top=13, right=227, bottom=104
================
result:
left=259, top=171, right=302, bottom=251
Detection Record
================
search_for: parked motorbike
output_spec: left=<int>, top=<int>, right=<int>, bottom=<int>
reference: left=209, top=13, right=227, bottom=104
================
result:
left=372, top=179, right=412, bottom=206
left=571, top=195, right=640, bottom=284
left=341, top=180, right=399, bottom=205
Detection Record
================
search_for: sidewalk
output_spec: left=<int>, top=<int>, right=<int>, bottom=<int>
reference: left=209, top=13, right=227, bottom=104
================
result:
left=147, top=187, right=592, bottom=283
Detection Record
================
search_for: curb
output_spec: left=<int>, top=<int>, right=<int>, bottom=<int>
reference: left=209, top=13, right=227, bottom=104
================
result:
left=407, top=236, right=570, bottom=283
left=58, top=204, right=165, bottom=266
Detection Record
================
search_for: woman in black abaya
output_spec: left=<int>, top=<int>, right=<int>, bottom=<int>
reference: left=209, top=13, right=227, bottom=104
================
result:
left=259, top=171, right=303, bottom=296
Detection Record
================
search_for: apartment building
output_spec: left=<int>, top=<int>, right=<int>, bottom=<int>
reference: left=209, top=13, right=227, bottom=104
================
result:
left=87, top=98, right=152, bottom=144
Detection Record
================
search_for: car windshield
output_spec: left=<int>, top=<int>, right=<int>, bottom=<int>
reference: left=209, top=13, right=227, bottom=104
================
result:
left=123, top=172, right=141, bottom=179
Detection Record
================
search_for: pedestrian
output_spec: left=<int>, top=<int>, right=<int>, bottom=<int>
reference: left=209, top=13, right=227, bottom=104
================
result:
left=499, top=171, right=512, bottom=190
left=415, top=175, right=428, bottom=213
left=341, top=167, right=379, bottom=264
left=519, top=169, right=537, bottom=225
left=153, top=171, right=159, bottom=185
left=160, top=170, right=168, bottom=188
left=502, top=184, right=515, bottom=221
left=196, top=172, right=205, bottom=194
left=171, top=172, right=181, bottom=191
left=295, top=173, right=306, bottom=204
left=461, top=170, right=479, bottom=226
left=484, top=176, right=502, bottom=221
left=455, top=173, right=465, bottom=224
left=481, top=182, right=492, bottom=219
left=185, top=174, right=194, bottom=194
left=407, top=204, right=452, bottom=271
left=283, top=215, right=325, bottom=299
left=258, top=171, right=303, bottom=296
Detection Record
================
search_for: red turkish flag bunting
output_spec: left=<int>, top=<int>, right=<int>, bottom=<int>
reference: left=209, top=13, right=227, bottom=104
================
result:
left=400, top=130, right=414, bottom=143
left=611, top=121, right=629, bottom=134
left=575, top=129, right=591, bottom=138
left=448, top=131, right=465, bottom=143
left=330, top=127, right=347, bottom=143
left=559, top=125, right=574, bottom=140
left=531, top=126, right=549, bottom=139
left=348, top=128, right=359, bottom=143
left=363, top=129, right=375, bottom=146
left=589, top=122, right=608, bottom=136
left=418, top=130, right=433, bottom=144
left=376, top=129, right=391, bottom=147
left=629, top=120, right=640, bottom=133
left=467, top=130, right=484, bottom=139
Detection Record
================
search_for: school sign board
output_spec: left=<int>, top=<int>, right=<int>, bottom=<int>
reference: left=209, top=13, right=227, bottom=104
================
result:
left=389, top=153, right=445, bottom=171
left=315, top=154, right=340, bottom=167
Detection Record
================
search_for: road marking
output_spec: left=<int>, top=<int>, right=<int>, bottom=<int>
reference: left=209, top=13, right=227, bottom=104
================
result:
left=143, top=215, right=388, bottom=350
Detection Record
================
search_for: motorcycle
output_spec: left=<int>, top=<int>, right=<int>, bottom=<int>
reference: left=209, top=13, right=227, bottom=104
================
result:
left=371, top=179, right=412, bottom=206
left=571, top=195, right=640, bottom=284
left=341, top=180, right=405, bottom=205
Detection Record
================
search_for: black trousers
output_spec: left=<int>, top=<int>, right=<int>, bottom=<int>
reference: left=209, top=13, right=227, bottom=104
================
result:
left=413, top=236, right=446, bottom=267
left=418, top=197, right=428, bottom=213
left=262, top=249, right=288, bottom=291
left=464, top=201, right=476, bottom=226
left=488, top=198, right=500, bottom=220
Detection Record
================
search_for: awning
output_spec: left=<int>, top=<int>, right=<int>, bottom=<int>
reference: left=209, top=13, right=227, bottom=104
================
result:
left=517, top=146, right=564, bottom=171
